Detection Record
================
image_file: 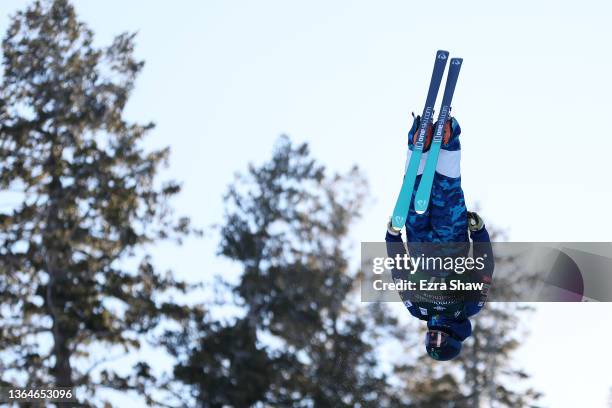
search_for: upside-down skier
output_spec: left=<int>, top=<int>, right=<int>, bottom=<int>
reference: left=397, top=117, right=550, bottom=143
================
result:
left=385, top=114, right=494, bottom=361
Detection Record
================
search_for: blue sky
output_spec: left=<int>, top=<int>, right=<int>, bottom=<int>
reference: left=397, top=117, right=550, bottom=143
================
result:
left=1, top=0, right=612, bottom=406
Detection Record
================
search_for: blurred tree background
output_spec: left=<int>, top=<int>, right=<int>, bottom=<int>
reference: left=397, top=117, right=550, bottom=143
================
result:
left=0, top=0, right=197, bottom=405
left=0, top=0, right=541, bottom=407
left=173, top=135, right=541, bottom=408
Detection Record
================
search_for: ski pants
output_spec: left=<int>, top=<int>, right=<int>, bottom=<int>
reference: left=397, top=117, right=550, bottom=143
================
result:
left=405, top=170, right=468, bottom=243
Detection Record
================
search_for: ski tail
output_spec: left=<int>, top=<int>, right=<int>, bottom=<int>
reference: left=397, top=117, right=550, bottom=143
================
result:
left=413, top=57, right=463, bottom=214
left=390, top=50, right=449, bottom=230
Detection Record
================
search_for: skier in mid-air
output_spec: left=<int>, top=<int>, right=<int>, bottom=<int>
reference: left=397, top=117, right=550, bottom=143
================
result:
left=385, top=115, right=494, bottom=361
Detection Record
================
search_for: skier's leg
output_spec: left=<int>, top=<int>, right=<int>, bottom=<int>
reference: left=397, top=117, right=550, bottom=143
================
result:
left=430, top=117, right=468, bottom=243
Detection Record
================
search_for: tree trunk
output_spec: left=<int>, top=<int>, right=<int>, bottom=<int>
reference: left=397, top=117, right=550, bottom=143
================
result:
left=45, top=173, right=74, bottom=388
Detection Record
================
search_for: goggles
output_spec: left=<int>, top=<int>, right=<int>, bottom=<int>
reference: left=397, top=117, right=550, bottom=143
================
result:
left=425, top=330, right=452, bottom=348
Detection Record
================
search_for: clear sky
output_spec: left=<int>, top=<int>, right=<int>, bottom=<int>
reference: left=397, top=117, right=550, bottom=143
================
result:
left=1, top=0, right=611, bottom=406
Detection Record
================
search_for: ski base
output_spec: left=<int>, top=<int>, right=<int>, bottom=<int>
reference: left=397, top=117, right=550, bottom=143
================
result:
left=413, top=57, right=463, bottom=215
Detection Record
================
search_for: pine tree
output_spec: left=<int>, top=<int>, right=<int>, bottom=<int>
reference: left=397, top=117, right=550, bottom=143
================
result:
left=0, top=0, right=194, bottom=403
left=161, top=136, right=404, bottom=407
left=160, top=135, right=544, bottom=407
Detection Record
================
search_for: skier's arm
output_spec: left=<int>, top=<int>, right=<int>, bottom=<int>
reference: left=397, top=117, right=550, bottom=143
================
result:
left=385, top=220, right=405, bottom=257
left=464, top=213, right=494, bottom=317
left=385, top=222, right=429, bottom=322
left=468, top=211, right=494, bottom=279
left=470, top=225, right=494, bottom=280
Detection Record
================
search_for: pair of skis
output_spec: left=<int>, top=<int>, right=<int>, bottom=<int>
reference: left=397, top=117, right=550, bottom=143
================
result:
left=390, top=50, right=463, bottom=231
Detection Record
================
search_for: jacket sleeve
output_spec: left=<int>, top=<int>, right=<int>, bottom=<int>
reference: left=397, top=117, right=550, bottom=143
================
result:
left=385, top=229, right=429, bottom=322
left=470, top=225, right=494, bottom=281
left=464, top=226, right=494, bottom=317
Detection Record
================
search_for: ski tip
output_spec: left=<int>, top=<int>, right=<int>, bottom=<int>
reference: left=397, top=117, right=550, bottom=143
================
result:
left=436, top=50, right=449, bottom=59
left=415, top=199, right=428, bottom=214
left=450, top=58, right=463, bottom=66
left=391, top=215, right=405, bottom=230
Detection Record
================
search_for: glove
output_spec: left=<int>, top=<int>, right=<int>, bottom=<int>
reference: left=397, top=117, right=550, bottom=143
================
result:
left=467, top=211, right=484, bottom=232
left=409, top=114, right=434, bottom=152
left=387, top=218, right=401, bottom=236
